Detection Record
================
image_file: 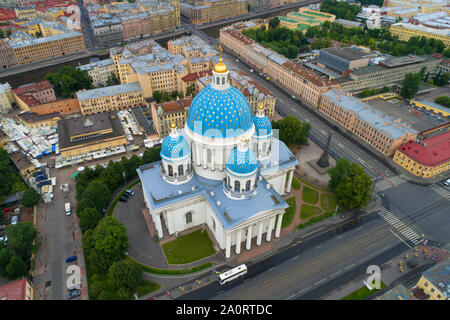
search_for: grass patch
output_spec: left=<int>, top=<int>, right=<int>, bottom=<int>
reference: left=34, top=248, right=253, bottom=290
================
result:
left=108, top=180, right=140, bottom=216
left=162, top=230, right=216, bottom=264
left=300, top=204, right=321, bottom=220
left=320, top=193, right=337, bottom=211
left=302, top=186, right=319, bottom=205
left=296, top=211, right=333, bottom=230
left=342, top=282, right=386, bottom=300
left=291, top=177, right=301, bottom=190
left=135, top=280, right=161, bottom=297
left=126, top=256, right=213, bottom=275
left=276, top=196, right=296, bottom=229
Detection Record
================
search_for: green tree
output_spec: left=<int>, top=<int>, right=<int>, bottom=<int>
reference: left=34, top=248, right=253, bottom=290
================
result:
left=79, top=207, right=102, bottom=233
left=269, top=17, right=280, bottom=29
left=45, top=65, right=93, bottom=98
left=21, top=188, right=40, bottom=207
left=433, top=70, right=450, bottom=87
left=186, top=84, right=194, bottom=96
left=5, top=255, right=28, bottom=279
left=77, top=181, right=111, bottom=214
left=272, top=116, right=311, bottom=147
left=108, top=260, right=142, bottom=291
left=0, top=248, right=12, bottom=277
left=443, top=48, right=450, bottom=58
left=105, top=72, right=120, bottom=86
left=0, top=29, right=4, bottom=39
left=400, top=72, right=421, bottom=99
left=335, top=163, right=372, bottom=210
left=88, top=216, right=129, bottom=274
left=6, top=222, right=39, bottom=261
left=0, top=148, right=16, bottom=198
left=328, top=158, right=352, bottom=191
left=142, top=146, right=161, bottom=164
left=434, top=96, right=450, bottom=108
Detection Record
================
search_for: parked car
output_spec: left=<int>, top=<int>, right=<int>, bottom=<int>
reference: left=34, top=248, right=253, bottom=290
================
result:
left=67, top=289, right=81, bottom=300
left=249, top=69, right=254, bottom=73
left=443, top=178, right=450, bottom=187
left=122, top=192, right=131, bottom=199
left=0, top=236, right=7, bottom=245
left=68, top=283, right=81, bottom=291
left=3, top=208, right=13, bottom=213
left=125, top=189, right=135, bottom=195
left=407, top=259, right=418, bottom=268
left=119, top=197, right=128, bottom=203
left=65, top=256, right=77, bottom=263
left=11, top=215, right=19, bottom=225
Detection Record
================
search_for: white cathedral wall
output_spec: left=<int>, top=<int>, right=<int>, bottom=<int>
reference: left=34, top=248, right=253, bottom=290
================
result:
left=264, top=171, right=288, bottom=195
left=164, top=198, right=208, bottom=235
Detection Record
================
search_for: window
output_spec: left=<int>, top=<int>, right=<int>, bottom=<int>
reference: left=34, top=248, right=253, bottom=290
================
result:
left=245, top=180, right=251, bottom=191
left=168, top=165, right=173, bottom=177
left=185, top=212, right=192, bottom=224
left=178, top=165, right=184, bottom=176
left=234, top=180, right=240, bottom=192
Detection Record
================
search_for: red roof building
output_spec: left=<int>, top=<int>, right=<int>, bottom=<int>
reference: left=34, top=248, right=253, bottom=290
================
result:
left=12, top=81, right=56, bottom=108
left=0, top=278, right=33, bottom=300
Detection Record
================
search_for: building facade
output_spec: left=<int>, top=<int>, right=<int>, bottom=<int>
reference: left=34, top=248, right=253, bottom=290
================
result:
left=0, top=40, right=17, bottom=69
left=77, top=58, right=116, bottom=88
left=319, top=89, right=418, bottom=156
left=416, top=259, right=449, bottom=300
left=150, top=98, right=191, bottom=138
left=0, top=82, right=14, bottom=114
left=180, top=0, right=248, bottom=25
left=390, top=22, right=450, bottom=48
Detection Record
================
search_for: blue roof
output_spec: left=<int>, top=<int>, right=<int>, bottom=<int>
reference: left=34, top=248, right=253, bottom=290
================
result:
left=160, top=134, right=191, bottom=161
left=186, top=84, right=253, bottom=138
left=252, top=114, right=272, bottom=137
left=226, top=147, right=258, bottom=176
left=137, top=162, right=288, bottom=230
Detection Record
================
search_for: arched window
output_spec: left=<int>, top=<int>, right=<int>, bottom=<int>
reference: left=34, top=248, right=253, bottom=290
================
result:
left=178, top=165, right=184, bottom=176
left=262, top=142, right=267, bottom=154
left=234, top=180, right=240, bottom=192
left=222, top=77, right=225, bottom=85
left=245, top=180, right=251, bottom=191
left=216, top=77, right=220, bottom=85
left=227, top=176, right=230, bottom=188
left=168, top=165, right=173, bottom=177
left=185, top=212, right=192, bottom=224
left=207, top=148, right=212, bottom=163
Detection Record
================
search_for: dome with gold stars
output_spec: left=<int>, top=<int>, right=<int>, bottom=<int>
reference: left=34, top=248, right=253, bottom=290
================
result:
left=186, top=84, right=253, bottom=139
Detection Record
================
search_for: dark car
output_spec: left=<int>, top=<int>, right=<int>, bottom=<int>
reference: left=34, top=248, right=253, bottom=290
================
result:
left=67, top=289, right=81, bottom=300
left=407, top=258, right=418, bottom=268
left=65, top=256, right=77, bottom=263
left=122, top=192, right=131, bottom=198
left=119, top=197, right=128, bottom=203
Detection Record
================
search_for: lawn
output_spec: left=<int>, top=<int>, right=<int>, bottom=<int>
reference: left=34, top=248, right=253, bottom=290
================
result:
left=291, top=177, right=301, bottom=190
left=279, top=197, right=296, bottom=229
left=342, top=282, right=386, bottom=300
left=302, top=186, right=319, bottom=205
left=162, top=229, right=216, bottom=264
left=320, top=193, right=337, bottom=211
left=300, top=204, right=321, bottom=220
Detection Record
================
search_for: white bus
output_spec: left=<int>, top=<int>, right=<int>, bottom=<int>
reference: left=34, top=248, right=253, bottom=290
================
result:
left=218, top=264, right=247, bottom=285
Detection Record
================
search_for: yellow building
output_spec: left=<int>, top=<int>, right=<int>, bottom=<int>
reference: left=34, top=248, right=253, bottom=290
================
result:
left=150, top=98, right=192, bottom=138
left=57, top=112, right=127, bottom=158
left=76, top=82, right=144, bottom=116
left=390, top=23, right=450, bottom=48
left=180, top=0, right=248, bottom=25
left=17, top=112, right=61, bottom=129
left=14, top=7, right=37, bottom=20
left=416, top=258, right=449, bottom=300
left=0, top=82, right=14, bottom=115
left=393, top=124, right=450, bottom=178
left=9, top=151, right=36, bottom=177
left=409, top=99, right=450, bottom=118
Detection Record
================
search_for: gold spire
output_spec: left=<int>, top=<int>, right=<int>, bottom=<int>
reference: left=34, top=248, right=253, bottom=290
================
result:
left=170, top=122, right=176, bottom=129
left=258, top=102, right=264, bottom=110
left=214, top=44, right=228, bottom=73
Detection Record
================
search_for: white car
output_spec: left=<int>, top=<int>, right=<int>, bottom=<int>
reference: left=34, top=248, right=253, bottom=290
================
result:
left=250, top=69, right=254, bottom=73
left=11, top=215, right=18, bottom=225
left=443, top=178, right=450, bottom=187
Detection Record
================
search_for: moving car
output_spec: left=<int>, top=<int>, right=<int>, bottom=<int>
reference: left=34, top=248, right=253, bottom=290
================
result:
left=443, top=178, right=450, bottom=187
left=65, top=256, right=77, bottom=263
left=125, top=189, right=135, bottom=196
left=65, top=202, right=71, bottom=216
left=67, top=289, right=81, bottom=300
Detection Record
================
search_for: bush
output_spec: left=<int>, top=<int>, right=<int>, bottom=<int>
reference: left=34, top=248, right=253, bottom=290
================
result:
left=21, top=188, right=40, bottom=207
left=435, top=96, right=450, bottom=108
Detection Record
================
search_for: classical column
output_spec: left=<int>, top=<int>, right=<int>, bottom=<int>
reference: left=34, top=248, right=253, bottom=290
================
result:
left=275, top=212, right=284, bottom=238
left=266, top=217, right=274, bottom=242
left=286, top=170, right=294, bottom=193
left=211, top=149, right=215, bottom=171
left=218, top=148, right=224, bottom=171
left=235, top=229, right=242, bottom=254
left=196, top=144, right=201, bottom=166
left=281, top=171, right=288, bottom=195
left=154, top=213, right=163, bottom=239
left=246, top=225, right=253, bottom=250
left=225, top=233, right=231, bottom=259
left=203, top=148, right=207, bottom=169
left=256, top=221, right=263, bottom=246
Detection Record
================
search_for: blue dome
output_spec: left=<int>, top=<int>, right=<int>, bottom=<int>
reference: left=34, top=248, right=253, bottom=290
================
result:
left=160, top=134, right=191, bottom=161
left=252, top=114, right=272, bottom=137
left=187, top=85, right=253, bottom=138
left=226, top=147, right=258, bottom=176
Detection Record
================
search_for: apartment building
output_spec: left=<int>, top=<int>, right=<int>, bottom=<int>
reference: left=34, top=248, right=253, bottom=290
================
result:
left=150, top=98, right=192, bottom=138
left=0, top=278, right=34, bottom=300
left=77, top=58, right=116, bottom=87
left=0, top=39, right=17, bottom=69
left=393, top=124, right=450, bottom=178
left=319, top=89, right=418, bottom=156
left=76, top=82, right=144, bottom=115
left=14, top=7, right=36, bottom=20
left=390, top=23, right=450, bottom=48
left=6, top=31, right=85, bottom=65
left=180, top=0, right=248, bottom=25
left=415, top=258, right=449, bottom=300
left=17, top=111, right=61, bottom=129
left=0, top=82, right=14, bottom=114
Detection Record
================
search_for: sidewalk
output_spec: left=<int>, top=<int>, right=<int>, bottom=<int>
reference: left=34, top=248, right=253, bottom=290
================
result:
left=322, top=245, right=450, bottom=300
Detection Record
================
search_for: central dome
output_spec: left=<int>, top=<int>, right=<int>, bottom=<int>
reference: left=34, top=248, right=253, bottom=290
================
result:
left=186, top=84, right=253, bottom=139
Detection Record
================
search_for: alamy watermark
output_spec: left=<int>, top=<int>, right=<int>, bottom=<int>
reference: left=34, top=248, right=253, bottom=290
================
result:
left=66, top=265, right=81, bottom=289
left=364, top=265, right=381, bottom=290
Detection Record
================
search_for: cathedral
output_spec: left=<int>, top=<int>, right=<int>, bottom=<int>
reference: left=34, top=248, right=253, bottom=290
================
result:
left=137, top=53, right=298, bottom=258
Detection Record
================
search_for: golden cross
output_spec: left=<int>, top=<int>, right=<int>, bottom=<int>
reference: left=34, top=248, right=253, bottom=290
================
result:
left=219, top=44, right=223, bottom=59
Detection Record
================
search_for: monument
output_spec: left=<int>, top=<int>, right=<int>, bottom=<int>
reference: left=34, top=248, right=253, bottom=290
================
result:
left=317, top=132, right=332, bottom=168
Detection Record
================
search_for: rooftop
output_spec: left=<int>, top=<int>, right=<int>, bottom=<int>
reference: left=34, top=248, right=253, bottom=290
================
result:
left=320, top=47, right=374, bottom=61
left=421, top=258, right=450, bottom=298
left=283, top=60, right=339, bottom=88
left=17, top=111, right=60, bottom=123
left=76, top=82, right=142, bottom=101
left=0, top=278, right=28, bottom=300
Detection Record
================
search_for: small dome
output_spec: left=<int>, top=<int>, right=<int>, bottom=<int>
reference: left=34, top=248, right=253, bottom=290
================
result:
left=253, top=115, right=272, bottom=137
left=214, top=58, right=228, bottom=73
left=226, top=145, right=258, bottom=176
left=160, top=133, right=191, bottom=161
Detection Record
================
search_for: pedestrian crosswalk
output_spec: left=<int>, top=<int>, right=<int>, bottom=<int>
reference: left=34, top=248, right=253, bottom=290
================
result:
left=377, top=208, right=422, bottom=245
left=429, top=184, right=450, bottom=200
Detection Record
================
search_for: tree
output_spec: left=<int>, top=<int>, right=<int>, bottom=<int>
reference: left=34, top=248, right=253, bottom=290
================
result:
left=79, top=207, right=102, bottom=233
left=142, top=146, right=161, bottom=164
left=6, top=222, right=39, bottom=261
left=272, top=116, right=311, bottom=147
left=5, top=255, right=28, bottom=279
left=269, top=17, right=280, bottom=29
left=0, top=148, right=16, bottom=198
left=77, top=181, right=111, bottom=214
left=434, top=96, right=450, bottom=108
left=186, top=84, right=194, bottom=96
left=0, top=248, right=12, bottom=277
left=88, top=216, right=129, bottom=274
left=45, top=65, right=93, bottom=98
left=21, top=188, right=40, bottom=207
left=433, top=70, right=450, bottom=87
left=105, top=72, right=120, bottom=87
left=400, top=72, right=421, bottom=99
left=335, top=163, right=372, bottom=210
left=108, top=260, right=142, bottom=291
left=328, top=158, right=352, bottom=191
left=443, top=49, right=450, bottom=58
